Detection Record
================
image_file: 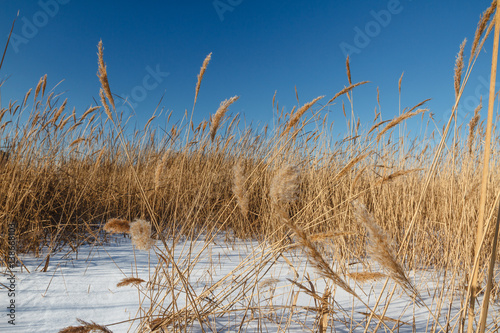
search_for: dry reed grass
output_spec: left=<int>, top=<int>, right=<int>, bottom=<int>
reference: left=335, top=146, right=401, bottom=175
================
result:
left=129, top=219, right=155, bottom=251
left=116, top=277, right=146, bottom=287
left=1, top=4, right=500, bottom=331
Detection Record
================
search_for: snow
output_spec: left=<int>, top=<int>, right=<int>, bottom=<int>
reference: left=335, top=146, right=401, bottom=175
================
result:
left=1, top=234, right=499, bottom=332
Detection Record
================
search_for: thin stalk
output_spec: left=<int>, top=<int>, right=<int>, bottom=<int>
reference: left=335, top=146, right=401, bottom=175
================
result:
left=468, top=1, right=500, bottom=332
left=477, top=201, right=500, bottom=332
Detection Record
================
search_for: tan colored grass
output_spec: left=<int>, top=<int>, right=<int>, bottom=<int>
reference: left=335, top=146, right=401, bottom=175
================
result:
left=99, top=88, right=113, bottom=121
left=376, top=105, right=429, bottom=143
left=210, top=96, right=239, bottom=142
left=470, top=0, right=496, bottom=63
left=116, top=277, right=146, bottom=287
left=283, top=96, right=324, bottom=135
left=467, top=98, right=482, bottom=155
left=348, top=271, right=387, bottom=283
left=351, top=200, right=419, bottom=300
left=454, top=39, right=466, bottom=100
left=271, top=166, right=358, bottom=298
left=129, top=219, right=155, bottom=250
left=194, top=52, right=212, bottom=109
left=59, top=318, right=112, bottom=333
left=232, top=160, right=249, bottom=217
left=154, top=152, right=169, bottom=191
left=103, top=218, right=130, bottom=234
left=97, top=40, right=115, bottom=110
left=309, top=231, right=354, bottom=242
left=269, top=165, right=299, bottom=205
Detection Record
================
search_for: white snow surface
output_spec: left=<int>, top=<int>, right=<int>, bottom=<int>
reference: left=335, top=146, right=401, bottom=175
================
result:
left=1, top=233, right=499, bottom=332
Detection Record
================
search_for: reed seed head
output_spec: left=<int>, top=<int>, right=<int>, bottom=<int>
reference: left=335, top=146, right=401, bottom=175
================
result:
left=210, top=96, right=239, bottom=142
left=269, top=165, right=299, bottom=205
left=103, top=218, right=130, bottom=234
left=130, top=219, right=155, bottom=251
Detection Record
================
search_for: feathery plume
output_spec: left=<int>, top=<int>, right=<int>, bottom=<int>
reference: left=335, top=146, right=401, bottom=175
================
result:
left=59, top=318, right=113, bottom=333
left=346, top=55, right=352, bottom=85
left=470, top=0, right=496, bottom=64
left=99, top=88, right=113, bottom=121
left=269, top=165, right=299, bottom=205
left=270, top=166, right=358, bottom=298
left=210, top=96, right=239, bottom=142
left=283, top=96, right=324, bottom=135
left=154, top=152, right=169, bottom=191
left=129, top=219, right=155, bottom=250
left=103, top=218, right=130, bottom=234
left=194, top=52, right=212, bottom=108
left=97, top=40, right=115, bottom=110
left=116, top=277, right=146, bottom=287
left=376, top=108, right=428, bottom=143
left=454, top=39, right=466, bottom=100
left=351, top=200, right=420, bottom=300
left=467, top=97, right=482, bottom=155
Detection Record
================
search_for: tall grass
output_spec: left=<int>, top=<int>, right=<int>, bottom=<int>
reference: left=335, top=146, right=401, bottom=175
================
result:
left=1, top=2, right=500, bottom=332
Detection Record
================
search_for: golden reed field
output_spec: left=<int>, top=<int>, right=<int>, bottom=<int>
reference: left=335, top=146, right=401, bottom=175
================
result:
left=2, top=2, right=500, bottom=332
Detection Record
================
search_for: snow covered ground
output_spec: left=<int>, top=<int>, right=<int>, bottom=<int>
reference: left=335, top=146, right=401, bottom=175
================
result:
left=1, top=234, right=499, bottom=332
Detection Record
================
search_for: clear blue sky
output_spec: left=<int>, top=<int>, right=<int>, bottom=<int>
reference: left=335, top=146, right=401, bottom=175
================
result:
left=0, top=0, right=496, bottom=139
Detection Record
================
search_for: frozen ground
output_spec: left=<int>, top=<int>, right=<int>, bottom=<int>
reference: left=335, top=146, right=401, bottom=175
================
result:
left=1, top=234, right=499, bottom=332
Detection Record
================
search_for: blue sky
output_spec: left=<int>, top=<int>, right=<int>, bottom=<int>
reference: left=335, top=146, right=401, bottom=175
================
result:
left=0, top=0, right=496, bottom=139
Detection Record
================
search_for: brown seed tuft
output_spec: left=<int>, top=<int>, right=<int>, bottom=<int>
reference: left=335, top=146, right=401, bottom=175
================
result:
left=116, top=277, right=146, bottom=287
left=103, top=218, right=131, bottom=234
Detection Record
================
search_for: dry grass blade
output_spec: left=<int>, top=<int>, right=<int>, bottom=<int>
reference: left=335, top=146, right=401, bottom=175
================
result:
left=116, top=277, right=146, bottom=287
left=271, top=166, right=358, bottom=298
left=348, top=271, right=387, bottom=283
left=378, top=168, right=423, bottom=184
left=59, top=318, right=113, bottom=333
left=332, top=153, right=369, bottom=183
left=232, top=160, right=249, bottom=217
left=368, top=119, right=391, bottom=135
left=287, top=278, right=325, bottom=303
left=210, top=96, right=239, bottom=142
left=103, top=218, right=130, bottom=234
left=0, top=11, right=17, bottom=73
left=309, top=231, right=355, bottom=242
left=97, top=40, right=115, bottom=110
left=351, top=200, right=420, bottom=301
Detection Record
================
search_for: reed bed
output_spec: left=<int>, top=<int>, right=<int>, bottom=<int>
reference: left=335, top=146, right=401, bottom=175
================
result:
left=1, top=2, right=500, bottom=332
